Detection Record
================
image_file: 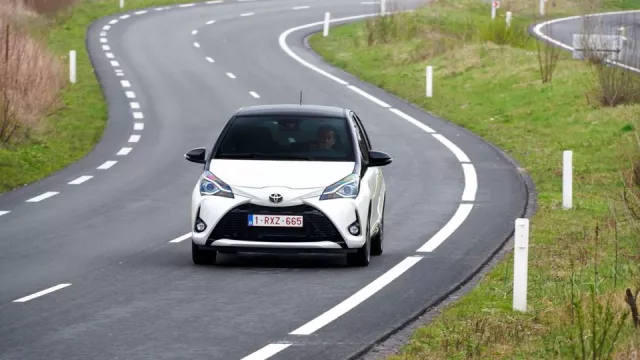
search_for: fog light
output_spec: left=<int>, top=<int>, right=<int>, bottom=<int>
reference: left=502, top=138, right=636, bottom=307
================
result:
left=195, top=220, right=207, bottom=232
left=348, top=223, right=360, bottom=236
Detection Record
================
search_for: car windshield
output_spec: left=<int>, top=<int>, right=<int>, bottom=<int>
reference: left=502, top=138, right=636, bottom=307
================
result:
left=213, top=115, right=356, bottom=161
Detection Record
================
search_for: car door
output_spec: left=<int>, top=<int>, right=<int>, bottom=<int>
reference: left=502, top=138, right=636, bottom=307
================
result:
left=350, top=112, right=382, bottom=230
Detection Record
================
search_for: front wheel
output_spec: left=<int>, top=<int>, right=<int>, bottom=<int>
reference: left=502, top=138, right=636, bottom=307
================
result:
left=192, top=241, right=217, bottom=265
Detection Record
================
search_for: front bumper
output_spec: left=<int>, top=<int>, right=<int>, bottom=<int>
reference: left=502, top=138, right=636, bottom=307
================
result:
left=191, top=195, right=368, bottom=252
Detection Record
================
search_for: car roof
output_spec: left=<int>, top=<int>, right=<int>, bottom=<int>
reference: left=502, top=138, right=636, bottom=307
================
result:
left=233, top=104, right=347, bottom=118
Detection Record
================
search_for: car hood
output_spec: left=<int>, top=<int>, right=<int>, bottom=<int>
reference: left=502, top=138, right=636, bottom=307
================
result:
left=209, top=159, right=355, bottom=189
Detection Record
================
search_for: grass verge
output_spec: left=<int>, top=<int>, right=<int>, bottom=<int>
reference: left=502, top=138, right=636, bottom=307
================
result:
left=0, top=0, right=202, bottom=194
left=310, top=0, right=640, bottom=358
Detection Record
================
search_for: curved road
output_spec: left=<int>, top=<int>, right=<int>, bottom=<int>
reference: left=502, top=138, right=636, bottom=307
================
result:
left=0, top=1, right=528, bottom=359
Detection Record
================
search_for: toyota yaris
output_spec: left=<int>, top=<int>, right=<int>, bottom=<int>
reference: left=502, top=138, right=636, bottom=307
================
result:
left=184, top=104, right=392, bottom=266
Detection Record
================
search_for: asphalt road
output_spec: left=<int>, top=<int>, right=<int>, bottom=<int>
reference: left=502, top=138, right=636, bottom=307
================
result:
left=0, top=1, right=529, bottom=359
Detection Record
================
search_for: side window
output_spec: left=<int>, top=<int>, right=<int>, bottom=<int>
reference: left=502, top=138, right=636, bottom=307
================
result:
left=350, top=113, right=370, bottom=163
left=352, top=113, right=372, bottom=150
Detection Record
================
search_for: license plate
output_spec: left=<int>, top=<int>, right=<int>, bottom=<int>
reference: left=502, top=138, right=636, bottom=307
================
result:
left=248, top=214, right=303, bottom=227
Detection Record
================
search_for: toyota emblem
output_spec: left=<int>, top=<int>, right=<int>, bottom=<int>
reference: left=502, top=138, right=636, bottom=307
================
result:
left=269, top=193, right=283, bottom=204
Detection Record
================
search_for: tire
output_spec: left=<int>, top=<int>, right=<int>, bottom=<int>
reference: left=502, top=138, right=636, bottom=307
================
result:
left=192, top=241, right=217, bottom=265
left=347, top=212, right=371, bottom=267
left=371, top=207, right=384, bottom=256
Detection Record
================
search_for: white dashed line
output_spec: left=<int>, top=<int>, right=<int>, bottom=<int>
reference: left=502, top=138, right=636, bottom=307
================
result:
left=120, top=14, right=130, bottom=19
left=361, top=1, right=379, bottom=3
left=241, top=344, right=292, bottom=360
left=206, top=0, right=223, bottom=3
left=226, top=72, right=236, bottom=79
left=100, top=31, right=107, bottom=36
left=179, top=3, right=195, bottom=7
left=128, top=135, right=141, bottom=143
left=110, top=61, right=120, bottom=67
left=206, top=57, right=215, bottom=63
left=134, top=123, right=144, bottom=130
left=0, top=211, right=10, bottom=217
left=97, top=161, right=117, bottom=170
left=13, top=283, right=72, bottom=303
left=461, top=164, right=478, bottom=201
left=121, top=80, right=131, bottom=87
left=115, top=72, right=124, bottom=77
left=134, top=10, right=148, bottom=15
left=169, top=232, right=192, bottom=243
left=241, top=12, right=255, bottom=16
left=102, top=25, right=111, bottom=30
left=290, top=256, right=423, bottom=335
left=250, top=91, right=260, bottom=98
left=102, top=45, right=111, bottom=51
left=206, top=20, right=216, bottom=25
left=133, top=112, right=144, bottom=119
left=130, top=102, right=140, bottom=109
left=117, top=147, right=132, bottom=156
left=416, top=204, right=474, bottom=252
left=347, top=85, right=390, bottom=108
left=432, top=134, right=470, bottom=163
left=100, top=38, right=107, bottom=43
left=26, top=191, right=59, bottom=203
left=194, top=42, right=201, bottom=48
left=108, top=19, right=118, bottom=24
left=293, top=5, right=310, bottom=9
left=155, top=7, right=166, bottom=11
left=68, top=175, right=93, bottom=185
left=125, top=91, right=136, bottom=98
left=389, top=108, right=435, bottom=133
left=192, top=30, right=198, bottom=35
left=105, top=53, right=114, bottom=59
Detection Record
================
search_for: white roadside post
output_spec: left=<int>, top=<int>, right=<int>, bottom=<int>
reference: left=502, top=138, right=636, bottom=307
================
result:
left=539, top=0, right=545, bottom=16
left=491, top=0, right=499, bottom=20
left=323, top=12, right=330, bottom=37
left=380, top=0, right=386, bottom=16
left=69, top=50, right=76, bottom=84
left=506, top=11, right=512, bottom=27
left=563, top=150, right=573, bottom=209
left=513, top=218, right=529, bottom=312
left=120, top=0, right=124, bottom=8
left=426, top=66, right=433, bottom=98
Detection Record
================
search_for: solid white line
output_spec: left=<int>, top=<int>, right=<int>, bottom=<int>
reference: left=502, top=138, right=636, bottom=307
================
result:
left=416, top=204, right=474, bottom=252
left=179, top=3, right=195, bottom=7
left=121, top=80, right=131, bottom=87
left=102, top=45, right=111, bottom=51
left=293, top=6, right=310, bottom=9
left=26, top=191, right=59, bottom=203
left=194, top=42, right=200, bottom=48
left=68, top=175, right=93, bottom=185
left=206, top=57, right=215, bottom=63
left=134, top=123, right=144, bottom=130
left=97, top=160, right=117, bottom=170
left=347, top=85, right=390, bottom=107
left=133, top=112, right=144, bottom=119
left=126, top=91, right=136, bottom=98
left=13, top=283, right=71, bottom=303
left=461, top=163, right=477, bottom=201
left=250, top=91, right=260, bottom=98
left=192, top=30, right=198, bottom=35
left=241, top=344, right=292, bottom=360
left=117, top=147, right=132, bottom=156
left=206, top=20, right=216, bottom=25
left=432, top=134, right=470, bottom=163
left=226, top=72, right=236, bottom=79
left=169, top=232, right=192, bottom=243
left=130, top=102, right=140, bottom=109
left=134, top=10, right=148, bottom=15
left=110, top=60, right=120, bottom=67
left=128, top=135, right=141, bottom=143
left=389, top=108, right=435, bottom=133
left=0, top=211, right=10, bottom=217
left=241, top=12, right=255, bottom=16
left=290, top=256, right=422, bottom=335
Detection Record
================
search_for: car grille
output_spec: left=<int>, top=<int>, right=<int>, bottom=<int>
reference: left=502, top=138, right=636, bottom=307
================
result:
left=208, top=203, right=344, bottom=243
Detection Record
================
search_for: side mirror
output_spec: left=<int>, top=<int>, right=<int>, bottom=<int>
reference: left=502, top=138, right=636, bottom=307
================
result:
left=185, top=147, right=207, bottom=164
left=368, top=150, right=392, bottom=167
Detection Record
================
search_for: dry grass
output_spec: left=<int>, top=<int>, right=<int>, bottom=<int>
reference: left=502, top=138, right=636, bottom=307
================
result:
left=0, top=1, right=65, bottom=145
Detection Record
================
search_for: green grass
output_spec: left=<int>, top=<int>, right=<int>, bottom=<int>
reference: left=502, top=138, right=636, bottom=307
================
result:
left=310, top=0, right=640, bottom=358
left=0, top=0, right=203, bottom=194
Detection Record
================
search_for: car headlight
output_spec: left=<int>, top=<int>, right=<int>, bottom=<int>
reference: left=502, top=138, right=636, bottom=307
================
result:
left=199, top=171, right=234, bottom=198
left=320, top=173, right=359, bottom=200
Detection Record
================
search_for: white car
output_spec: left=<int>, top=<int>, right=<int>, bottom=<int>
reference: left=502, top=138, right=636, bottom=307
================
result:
left=184, top=104, right=392, bottom=266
